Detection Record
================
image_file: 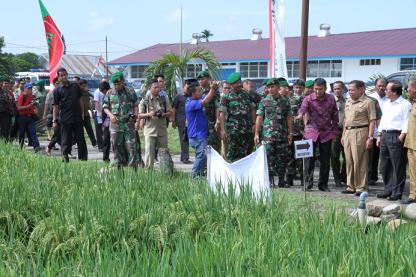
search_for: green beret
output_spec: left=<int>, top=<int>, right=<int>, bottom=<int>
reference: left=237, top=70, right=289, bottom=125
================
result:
left=262, top=78, right=270, bottom=85
left=196, top=70, right=210, bottom=79
left=279, top=80, right=289, bottom=87
left=111, top=72, right=124, bottom=83
left=35, top=80, right=45, bottom=86
left=227, top=72, right=241, bottom=84
left=305, top=80, right=314, bottom=88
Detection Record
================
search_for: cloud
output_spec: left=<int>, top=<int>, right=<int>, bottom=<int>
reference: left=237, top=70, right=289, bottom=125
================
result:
left=166, top=8, right=188, bottom=23
left=89, top=10, right=113, bottom=31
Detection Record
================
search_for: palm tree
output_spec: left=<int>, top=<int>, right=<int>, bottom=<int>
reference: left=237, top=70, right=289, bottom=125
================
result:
left=144, top=47, right=220, bottom=98
left=201, top=29, right=213, bottom=42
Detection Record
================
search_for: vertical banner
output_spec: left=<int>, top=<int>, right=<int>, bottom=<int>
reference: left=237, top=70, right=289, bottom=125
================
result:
left=269, top=0, right=288, bottom=78
left=38, top=0, right=65, bottom=85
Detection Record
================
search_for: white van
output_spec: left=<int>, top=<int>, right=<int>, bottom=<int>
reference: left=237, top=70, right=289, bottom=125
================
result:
left=15, top=71, right=52, bottom=91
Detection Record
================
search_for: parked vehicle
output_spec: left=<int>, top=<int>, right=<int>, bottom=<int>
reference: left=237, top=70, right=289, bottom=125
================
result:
left=386, top=70, right=416, bottom=88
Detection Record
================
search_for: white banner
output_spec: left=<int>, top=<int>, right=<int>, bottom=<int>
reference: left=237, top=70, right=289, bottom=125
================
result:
left=207, top=145, right=270, bottom=200
left=269, top=0, right=288, bottom=78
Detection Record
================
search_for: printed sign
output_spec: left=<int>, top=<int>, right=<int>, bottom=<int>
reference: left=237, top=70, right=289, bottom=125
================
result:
left=294, top=139, right=313, bottom=159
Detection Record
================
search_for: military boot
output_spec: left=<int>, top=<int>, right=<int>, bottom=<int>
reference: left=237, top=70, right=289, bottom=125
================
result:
left=278, top=178, right=289, bottom=188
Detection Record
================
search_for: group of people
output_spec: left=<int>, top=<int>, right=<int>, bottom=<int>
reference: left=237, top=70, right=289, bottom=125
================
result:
left=1, top=68, right=415, bottom=204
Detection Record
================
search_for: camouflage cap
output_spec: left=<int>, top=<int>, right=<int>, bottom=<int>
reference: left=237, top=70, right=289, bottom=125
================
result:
left=305, top=80, right=314, bottom=88
left=227, top=72, right=241, bottom=84
left=110, top=72, right=124, bottom=83
left=196, top=70, right=210, bottom=79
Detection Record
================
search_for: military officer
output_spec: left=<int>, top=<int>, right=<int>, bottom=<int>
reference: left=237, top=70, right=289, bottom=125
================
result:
left=255, top=79, right=293, bottom=187
left=219, top=72, right=256, bottom=162
left=103, top=72, right=140, bottom=168
left=0, top=76, right=14, bottom=140
left=197, top=70, right=221, bottom=152
left=341, top=80, right=376, bottom=195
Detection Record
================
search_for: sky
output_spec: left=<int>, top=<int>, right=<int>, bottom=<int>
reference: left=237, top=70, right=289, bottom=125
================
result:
left=1, top=0, right=415, bottom=62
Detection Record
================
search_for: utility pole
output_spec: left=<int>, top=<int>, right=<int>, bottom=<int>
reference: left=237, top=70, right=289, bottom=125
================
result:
left=299, top=0, right=309, bottom=80
left=105, top=35, right=109, bottom=80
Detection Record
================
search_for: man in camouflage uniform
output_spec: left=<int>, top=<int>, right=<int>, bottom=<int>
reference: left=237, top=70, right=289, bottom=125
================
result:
left=103, top=72, right=140, bottom=168
left=286, top=79, right=305, bottom=186
left=243, top=78, right=262, bottom=154
left=197, top=70, right=221, bottom=152
left=0, top=76, right=14, bottom=141
left=219, top=72, right=255, bottom=162
left=255, top=79, right=293, bottom=187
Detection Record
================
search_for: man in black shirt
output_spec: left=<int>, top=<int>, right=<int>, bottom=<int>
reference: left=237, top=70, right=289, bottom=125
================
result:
left=52, top=68, right=87, bottom=162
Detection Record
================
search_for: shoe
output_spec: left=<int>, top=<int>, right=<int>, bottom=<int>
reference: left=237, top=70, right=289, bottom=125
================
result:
left=377, top=192, right=391, bottom=199
left=318, top=187, right=330, bottom=192
left=355, top=191, right=364, bottom=197
left=341, top=190, right=355, bottom=194
left=269, top=176, right=275, bottom=188
left=401, top=198, right=416, bottom=204
left=334, top=181, right=343, bottom=187
left=34, top=147, right=42, bottom=153
left=306, top=184, right=313, bottom=190
left=387, top=195, right=401, bottom=201
left=286, top=176, right=294, bottom=187
left=182, top=160, right=192, bottom=164
left=278, top=179, right=289, bottom=188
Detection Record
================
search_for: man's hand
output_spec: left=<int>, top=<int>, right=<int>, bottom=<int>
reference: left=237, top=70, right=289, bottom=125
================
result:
left=110, top=114, right=118, bottom=124
left=366, top=138, right=373, bottom=150
left=254, top=134, right=260, bottom=145
left=172, top=121, right=177, bottom=128
left=376, top=136, right=381, bottom=147
left=148, top=111, right=155, bottom=118
left=215, top=120, right=220, bottom=132
left=52, top=121, right=57, bottom=129
left=220, top=129, right=227, bottom=140
left=211, top=81, right=219, bottom=91
left=288, top=134, right=293, bottom=145
left=294, top=114, right=302, bottom=121
left=399, top=133, right=406, bottom=143
left=134, top=121, right=140, bottom=131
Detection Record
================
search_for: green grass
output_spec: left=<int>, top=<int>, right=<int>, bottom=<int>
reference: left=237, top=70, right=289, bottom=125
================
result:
left=0, top=142, right=415, bottom=276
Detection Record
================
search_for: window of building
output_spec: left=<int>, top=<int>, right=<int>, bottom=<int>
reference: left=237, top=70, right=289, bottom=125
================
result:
left=221, top=63, right=236, bottom=67
left=185, top=64, right=203, bottom=78
left=400, top=57, right=416, bottom=70
left=240, top=62, right=268, bottom=78
left=286, top=60, right=341, bottom=78
left=359, top=59, right=381, bottom=66
left=130, top=65, right=148, bottom=79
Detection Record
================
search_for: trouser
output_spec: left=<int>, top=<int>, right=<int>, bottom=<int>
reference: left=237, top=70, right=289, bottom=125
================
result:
left=226, top=132, right=253, bottom=163
left=344, top=128, right=369, bottom=192
left=208, top=127, right=221, bottom=152
left=10, top=115, right=19, bottom=141
left=102, top=126, right=111, bottom=161
left=265, top=140, right=289, bottom=179
left=177, top=120, right=189, bottom=162
left=305, top=137, right=331, bottom=189
left=83, top=117, right=97, bottom=146
left=380, top=131, right=407, bottom=197
left=18, top=116, right=40, bottom=149
left=408, top=149, right=416, bottom=199
left=61, top=122, right=88, bottom=161
left=48, top=123, right=61, bottom=150
left=145, top=135, right=168, bottom=168
left=368, top=138, right=380, bottom=182
left=0, top=112, right=11, bottom=141
left=110, top=128, right=139, bottom=167
left=189, top=137, right=207, bottom=177
left=287, top=134, right=304, bottom=179
left=94, top=117, right=103, bottom=149
left=331, top=132, right=347, bottom=183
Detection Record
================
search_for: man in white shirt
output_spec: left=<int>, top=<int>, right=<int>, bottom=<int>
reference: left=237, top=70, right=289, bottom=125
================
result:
left=376, top=80, right=412, bottom=201
left=368, top=78, right=388, bottom=185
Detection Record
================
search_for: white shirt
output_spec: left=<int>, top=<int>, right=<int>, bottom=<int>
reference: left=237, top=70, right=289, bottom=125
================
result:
left=378, top=96, right=412, bottom=134
left=93, top=88, right=105, bottom=117
left=369, top=92, right=388, bottom=138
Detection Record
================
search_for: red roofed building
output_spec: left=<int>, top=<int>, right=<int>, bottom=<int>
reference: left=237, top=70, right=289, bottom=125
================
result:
left=109, top=27, right=416, bottom=83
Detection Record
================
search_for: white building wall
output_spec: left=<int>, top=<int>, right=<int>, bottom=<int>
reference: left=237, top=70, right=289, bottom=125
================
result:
left=342, top=58, right=399, bottom=82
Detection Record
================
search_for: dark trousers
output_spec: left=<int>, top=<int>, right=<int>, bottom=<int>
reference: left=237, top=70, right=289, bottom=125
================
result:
left=305, top=137, right=332, bottom=189
left=83, top=117, right=97, bottom=146
left=368, top=138, right=380, bottom=182
left=102, top=126, right=111, bottom=161
left=18, top=116, right=40, bottom=149
left=48, top=124, right=61, bottom=150
left=177, top=120, right=189, bottom=162
left=61, top=122, right=88, bottom=161
left=94, top=117, right=103, bottom=149
left=331, top=133, right=346, bottom=183
left=380, top=132, right=407, bottom=197
left=0, top=113, right=11, bottom=141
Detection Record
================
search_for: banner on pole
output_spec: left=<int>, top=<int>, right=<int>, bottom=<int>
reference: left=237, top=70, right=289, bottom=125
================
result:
left=269, top=0, right=288, bottom=78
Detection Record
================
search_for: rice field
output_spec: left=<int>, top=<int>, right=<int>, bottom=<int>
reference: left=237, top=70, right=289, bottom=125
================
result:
left=0, top=142, right=415, bottom=276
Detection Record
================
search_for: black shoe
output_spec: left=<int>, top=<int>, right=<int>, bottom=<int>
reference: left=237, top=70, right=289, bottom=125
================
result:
left=182, top=160, right=192, bottom=164
left=278, top=179, right=289, bottom=188
left=377, top=192, right=391, bottom=199
left=286, top=176, right=294, bottom=187
left=334, top=180, right=344, bottom=187
left=319, top=187, right=330, bottom=192
left=401, top=198, right=416, bottom=204
left=387, top=195, right=401, bottom=201
left=341, top=190, right=355, bottom=194
left=269, top=176, right=275, bottom=187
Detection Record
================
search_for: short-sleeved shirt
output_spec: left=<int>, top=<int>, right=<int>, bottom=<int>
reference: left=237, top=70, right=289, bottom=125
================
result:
left=257, top=94, right=292, bottom=142
left=172, top=94, right=187, bottom=122
left=185, top=97, right=208, bottom=139
left=219, top=89, right=255, bottom=135
left=202, top=87, right=220, bottom=130
left=344, top=94, right=376, bottom=129
left=53, top=82, right=83, bottom=124
left=93, top=88, right=105, bottom=117
left=17, top=94, right=36, bottom=116
left=139, top=94, right=172, bottom=137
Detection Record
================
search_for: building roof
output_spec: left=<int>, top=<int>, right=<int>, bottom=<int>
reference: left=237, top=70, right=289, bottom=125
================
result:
left=109, top=28, right=416, bottom=65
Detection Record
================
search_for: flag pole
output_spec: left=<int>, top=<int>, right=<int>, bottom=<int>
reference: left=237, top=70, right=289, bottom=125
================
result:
left=299, top=0, right=309, bottom=80
left=268, top=0, right=274, bottom=78
left=105, top=36, right=109, bottom=80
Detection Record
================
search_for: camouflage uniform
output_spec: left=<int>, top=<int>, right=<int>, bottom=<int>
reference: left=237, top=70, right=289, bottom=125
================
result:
left=247, top=90, right=262, bottom=154
left=286, top=93, right=304, bottom=180
left=219, top=89, right=254, bottom=162
left=202, top=87, right=221, bottom=152
left=103, top=87, right=140, bottom=168
left=257, top=94, right=292, bottom=179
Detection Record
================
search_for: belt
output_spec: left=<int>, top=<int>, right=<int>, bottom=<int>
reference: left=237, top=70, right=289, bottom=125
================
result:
left=345, top=124, right=368, bottom=130
left=382, top=130, right=401, bottom=134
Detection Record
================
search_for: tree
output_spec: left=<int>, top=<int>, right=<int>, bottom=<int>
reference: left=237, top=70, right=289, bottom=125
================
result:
left=0, top=37, right=13, bottom=78
left=144, top=47, right=220, bottom=99
left=201, top=29, right=213, bottom=42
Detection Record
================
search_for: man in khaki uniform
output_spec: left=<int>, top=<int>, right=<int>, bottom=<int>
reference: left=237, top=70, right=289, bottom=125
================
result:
left=402, top=79, right=416, bottom=204
left=138, top=79, right=172, bottom=168
left=341, top=80, right=376, bottom=196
